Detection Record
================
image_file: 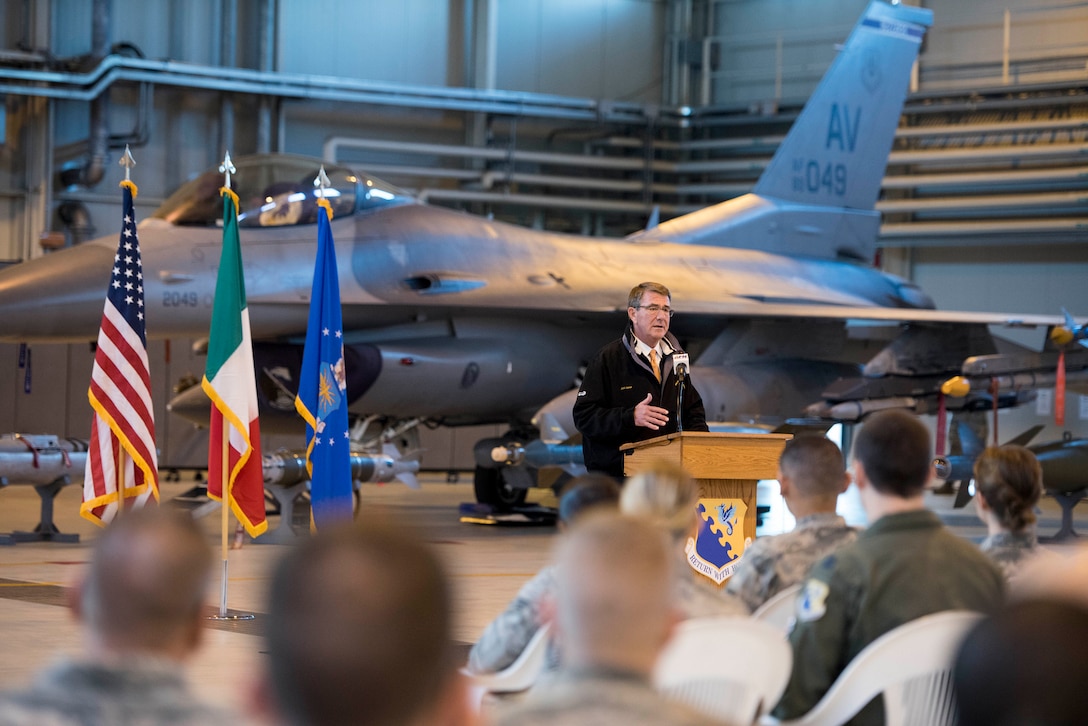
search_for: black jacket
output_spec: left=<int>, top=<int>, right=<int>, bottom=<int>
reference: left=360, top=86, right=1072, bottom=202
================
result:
left=572, top=327, right=707, bottom=478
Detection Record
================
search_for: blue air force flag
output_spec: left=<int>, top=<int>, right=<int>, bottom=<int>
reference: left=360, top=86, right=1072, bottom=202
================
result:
left=295, top=200, right=354, bottom=528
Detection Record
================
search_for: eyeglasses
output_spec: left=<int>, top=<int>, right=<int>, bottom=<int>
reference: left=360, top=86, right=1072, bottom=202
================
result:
left=636, top=304, right=674, bottom=317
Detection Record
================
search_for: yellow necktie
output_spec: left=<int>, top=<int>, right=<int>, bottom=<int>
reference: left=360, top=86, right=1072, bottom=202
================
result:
left=649, top=349, right=661, bottom=382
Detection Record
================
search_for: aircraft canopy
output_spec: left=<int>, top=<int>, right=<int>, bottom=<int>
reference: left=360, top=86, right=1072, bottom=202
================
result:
left=151, top=153, right=412, bottom=228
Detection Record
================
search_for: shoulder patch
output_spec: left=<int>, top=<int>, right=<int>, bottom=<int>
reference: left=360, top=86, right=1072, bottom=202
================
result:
left=798, top=579, right=830, bottom=622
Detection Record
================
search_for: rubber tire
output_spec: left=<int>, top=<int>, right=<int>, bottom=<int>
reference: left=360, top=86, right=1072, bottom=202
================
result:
left=473, top=466, right=528, bottom=509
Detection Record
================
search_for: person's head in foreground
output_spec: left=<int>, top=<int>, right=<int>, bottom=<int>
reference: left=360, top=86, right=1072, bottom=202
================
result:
left=620, top=461, right=699, bottom=543
left=260, top=519, right=469, bottom=726
left=557, top=472, right=622, bottom=529
left=851, top=409, right=932, bottom=515
left=551, top=512, right=679, bottom=675
left=954, top=598, right=1088, bottom=726
left=77, top=506, right=213, bottom=661
left=777, top=434, right=849, bottom=517
left=972, top=444, right=1042, bottom=534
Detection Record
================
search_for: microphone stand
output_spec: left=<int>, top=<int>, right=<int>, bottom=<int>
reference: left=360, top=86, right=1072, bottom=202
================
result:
left=676, top=369, right=686, bottom=433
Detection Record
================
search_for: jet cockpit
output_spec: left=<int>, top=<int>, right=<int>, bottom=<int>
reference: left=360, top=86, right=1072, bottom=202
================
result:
left=150, top=153, right=414, bottom=228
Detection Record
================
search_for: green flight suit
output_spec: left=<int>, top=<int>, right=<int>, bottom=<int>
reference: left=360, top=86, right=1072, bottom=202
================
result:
left=773, top=509, right=1005, bottom=726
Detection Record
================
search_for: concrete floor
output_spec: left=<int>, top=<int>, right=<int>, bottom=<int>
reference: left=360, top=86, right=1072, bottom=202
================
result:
left=0, top=472, right=1084, bottom=721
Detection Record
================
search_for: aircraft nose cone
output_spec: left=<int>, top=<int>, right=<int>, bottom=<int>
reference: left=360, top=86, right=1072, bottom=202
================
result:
left=0, top=243, right=116, bottom=342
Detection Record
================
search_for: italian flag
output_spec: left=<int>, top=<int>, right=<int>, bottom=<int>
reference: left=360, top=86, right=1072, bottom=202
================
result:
left=201, top=189, right=267, bottom=537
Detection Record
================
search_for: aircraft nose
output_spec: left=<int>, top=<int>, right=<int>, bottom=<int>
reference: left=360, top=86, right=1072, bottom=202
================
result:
left=0, top=243, right=116, bottom=342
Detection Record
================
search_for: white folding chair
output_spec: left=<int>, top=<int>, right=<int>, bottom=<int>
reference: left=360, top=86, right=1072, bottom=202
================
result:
left=462, top=623, right=552, bottom=713
left=752, top=583, right=801, bottom=633
left=654, top=616, right=793, bottom=725
left=764, top=610, right=984, bottom=726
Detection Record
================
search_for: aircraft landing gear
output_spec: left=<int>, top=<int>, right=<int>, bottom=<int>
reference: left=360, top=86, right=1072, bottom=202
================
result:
left=473, top=465, right=528, bottom=509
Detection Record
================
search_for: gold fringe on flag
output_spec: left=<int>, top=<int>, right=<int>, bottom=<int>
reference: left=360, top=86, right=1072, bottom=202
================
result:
left=120, top=179, right=139, bottom=198
left=220, top=186, right=240, bottom=215
left=317, top=196, right=334, bottom=221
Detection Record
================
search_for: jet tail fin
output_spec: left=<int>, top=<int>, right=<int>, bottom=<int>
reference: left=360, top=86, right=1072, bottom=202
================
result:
left=645, top=205, right=660, bottom=231
left=631, top=1, right=932, bottom=262
left=753, top=1, right=932, bottom=212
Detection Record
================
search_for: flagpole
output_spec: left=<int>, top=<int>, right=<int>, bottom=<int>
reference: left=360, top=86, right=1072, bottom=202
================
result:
left=220, top=429, right=230, bottom=617
left=203, top=151, right=262, bottom=619
left=116, top=446, right=127, bottom=518
left=115, top=146, right=135, bottom=521
left=218, top=152, right=234, bottom=620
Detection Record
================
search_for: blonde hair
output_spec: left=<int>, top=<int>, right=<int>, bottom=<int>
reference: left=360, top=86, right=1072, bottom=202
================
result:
left=620, top=461, right=698, bottom=540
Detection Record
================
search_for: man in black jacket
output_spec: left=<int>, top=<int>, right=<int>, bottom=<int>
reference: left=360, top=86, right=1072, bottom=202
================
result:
left=573, top=281, right=708, bottom=479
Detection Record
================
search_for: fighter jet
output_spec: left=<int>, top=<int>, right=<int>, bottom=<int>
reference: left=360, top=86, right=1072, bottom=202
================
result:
left=0, top=1, right=1080, bottom=507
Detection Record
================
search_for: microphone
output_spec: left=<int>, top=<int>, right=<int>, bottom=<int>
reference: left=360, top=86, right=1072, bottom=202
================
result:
left=672, top=353, right=689, bottom=432
left=673, top=353, right=689, bottom=381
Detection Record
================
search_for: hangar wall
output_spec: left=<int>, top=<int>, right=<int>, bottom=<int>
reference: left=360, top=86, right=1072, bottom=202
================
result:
left=703, top=0, right=1088, bottom=103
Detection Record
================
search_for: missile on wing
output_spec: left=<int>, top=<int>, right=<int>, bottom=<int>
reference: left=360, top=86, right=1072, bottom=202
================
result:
left=806, top=397, right=919, bottom=422
left=262, top=448, right=420, bottom=487
left=932, top=455, right=974, bottom=484
left=0, top=434, right=89, bottom=543
left=0, top=434, right=88, bottom=486
left=942, top=369, right=1088, bottom=398
left=1049, top=307, right=1088, bottom=348
left=485, top=438, right=584, bottom=470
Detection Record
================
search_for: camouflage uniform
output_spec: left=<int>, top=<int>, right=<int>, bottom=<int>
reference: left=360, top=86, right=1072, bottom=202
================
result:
left=467, top=565, right=558, bottom=674
left=772, top=510, right=1004, bottom=726
left=492, top=668, right=720, bottom=726
left=468, top=560, right=745, bottom=674
left=725, top=513, right=858, bottom=613
left=0, top=657, right=239, bottom=726
left=979, top=529, right=1039, bottom=579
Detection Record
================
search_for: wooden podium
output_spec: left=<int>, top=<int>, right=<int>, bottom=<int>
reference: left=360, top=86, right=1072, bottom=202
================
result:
left=621, top=432, right=791, bottom=586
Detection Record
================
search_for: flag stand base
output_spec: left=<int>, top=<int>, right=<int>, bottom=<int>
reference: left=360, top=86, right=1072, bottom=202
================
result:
left=206, top=609, right=256, bottom=621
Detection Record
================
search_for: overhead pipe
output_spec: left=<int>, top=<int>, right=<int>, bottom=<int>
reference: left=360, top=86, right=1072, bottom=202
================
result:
left=76, top=0, right=111, bottom=189
left=323, top=135, right=657, bottom=171
left=881, top=218, right=1088, bottom=238
left=0, top=56, right=655, bottom=124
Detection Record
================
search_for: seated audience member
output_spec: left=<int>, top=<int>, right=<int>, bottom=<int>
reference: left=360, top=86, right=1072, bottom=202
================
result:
left=256, top=519, right=472, bottom=726
left=493, top=513, right=721, bottom=726
left=621, top=461, right=748, bottom=618
left=972, top=444, right=1044, bottom=578
left=954, top=599, right=1088, bottom=726
left=772, top=409, right=1005, bottom=726
left=0, top=508, right=237, bottom=726
left=466, top=473, right=621, bottom=674
left=726, top=435, right=856, bottom=612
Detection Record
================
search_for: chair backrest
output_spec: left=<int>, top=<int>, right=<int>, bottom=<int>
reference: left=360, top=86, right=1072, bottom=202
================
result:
left=752, top=583, right=801, bottom=632
left=654, top=616, right=793, bottom=724
left=773, top=610, right=984, bottom=726
left=462, top=623, right=552, bottom=712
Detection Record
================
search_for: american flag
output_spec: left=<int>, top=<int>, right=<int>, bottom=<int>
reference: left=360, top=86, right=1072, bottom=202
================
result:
left=81, top=180, right=159, bottom=525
